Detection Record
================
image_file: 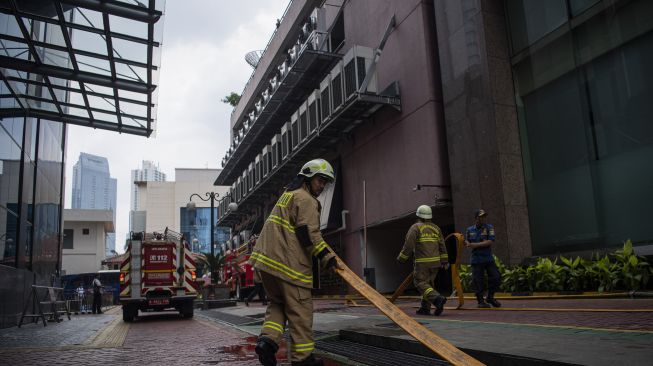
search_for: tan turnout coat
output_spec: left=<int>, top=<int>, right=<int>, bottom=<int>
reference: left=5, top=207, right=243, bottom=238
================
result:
left=250, top=185, right=335, bottom=289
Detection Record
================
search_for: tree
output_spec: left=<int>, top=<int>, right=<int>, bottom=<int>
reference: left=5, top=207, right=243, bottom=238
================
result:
left=197, top=252, right=225, bottom=284
left=221, top=92, right=241, bottom=107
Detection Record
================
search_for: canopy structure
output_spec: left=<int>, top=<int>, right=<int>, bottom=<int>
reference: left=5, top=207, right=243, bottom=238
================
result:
left=0, top=0, right=164, bottom=137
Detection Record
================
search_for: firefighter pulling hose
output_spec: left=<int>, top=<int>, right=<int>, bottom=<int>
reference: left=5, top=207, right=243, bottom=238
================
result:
left=249, top=158, right=482, bottom=366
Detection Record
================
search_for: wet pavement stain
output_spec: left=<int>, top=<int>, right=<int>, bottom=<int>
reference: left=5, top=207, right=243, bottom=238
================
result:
left=211, top=336, right=343, bottom=365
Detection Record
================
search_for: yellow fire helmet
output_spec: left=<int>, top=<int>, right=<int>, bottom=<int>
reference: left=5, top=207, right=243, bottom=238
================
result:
left=298, top=158, right=335, bottom=182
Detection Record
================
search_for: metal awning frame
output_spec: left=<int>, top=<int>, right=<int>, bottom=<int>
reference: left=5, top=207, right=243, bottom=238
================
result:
left=0, top=0, right=162, bottom=137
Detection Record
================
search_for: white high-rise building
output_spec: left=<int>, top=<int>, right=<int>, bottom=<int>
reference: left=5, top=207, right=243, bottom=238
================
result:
left=130, top=161, right=167, bottom=211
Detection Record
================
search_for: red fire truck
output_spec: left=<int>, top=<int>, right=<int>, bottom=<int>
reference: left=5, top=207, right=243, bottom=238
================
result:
left=222, top=240, right=255, bottom=300
left=119, top=229, right=198, bottom=322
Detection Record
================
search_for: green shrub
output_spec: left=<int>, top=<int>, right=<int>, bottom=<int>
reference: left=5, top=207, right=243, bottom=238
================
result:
left=454, top=240, right=652, bottom=293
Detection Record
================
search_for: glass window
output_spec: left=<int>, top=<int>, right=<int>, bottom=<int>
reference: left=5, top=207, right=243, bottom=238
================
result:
left=506, top=0, right=568, bottom=52
left=180, top=207, right=220, bottom=254
left=0, top=208, right=18, bottom=267
left=512, top=0, right=653, bottom=253
left=570, top=0, right=600, bottom=16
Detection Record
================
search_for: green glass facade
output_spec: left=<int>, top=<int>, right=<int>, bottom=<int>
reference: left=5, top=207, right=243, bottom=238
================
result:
left=507, top=0, right=653, bottom=254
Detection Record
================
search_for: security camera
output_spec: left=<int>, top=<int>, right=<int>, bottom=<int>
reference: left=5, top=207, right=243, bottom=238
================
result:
left=228, top=202, right=238, bottom=212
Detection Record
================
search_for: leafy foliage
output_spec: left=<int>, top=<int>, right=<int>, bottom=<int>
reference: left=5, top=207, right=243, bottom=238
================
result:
left=458, top=240, right=652, bottom=293
left=196, top=252, right=225, bottom=283
left=221, top=92, right=241, bottom=107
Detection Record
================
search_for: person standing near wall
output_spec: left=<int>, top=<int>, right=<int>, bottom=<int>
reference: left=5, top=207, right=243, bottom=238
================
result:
left=397, top=205, right=449, bottom=316
left=249, top=159, right=340, bottom=366
left=92, top=274, right=103, bottom=314
left=465, top=209, right=502, bottom=308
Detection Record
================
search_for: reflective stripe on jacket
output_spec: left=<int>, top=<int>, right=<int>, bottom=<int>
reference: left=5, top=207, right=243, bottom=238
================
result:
left=250, top=185, right=335, bottom=288
left=398, top=221, right=448, bottom=269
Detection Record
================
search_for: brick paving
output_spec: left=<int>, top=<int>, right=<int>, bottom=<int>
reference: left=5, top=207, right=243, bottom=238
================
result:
left=0, top=310, right=313, bottom=365
left=1, top=297, right=651, bottom=365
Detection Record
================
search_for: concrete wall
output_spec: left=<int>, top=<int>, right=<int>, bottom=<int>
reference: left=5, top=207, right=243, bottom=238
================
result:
left=62, top=209, right=114, bottom=275
left=61, top=221, right=107, bottom=274
left=334, top=0, right=452, bottom=282
left=134, top=170, right=230, bottom=233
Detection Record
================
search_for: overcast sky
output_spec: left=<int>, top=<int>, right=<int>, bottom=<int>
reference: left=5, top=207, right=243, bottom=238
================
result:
left=64, top=0, right=290, bottom=253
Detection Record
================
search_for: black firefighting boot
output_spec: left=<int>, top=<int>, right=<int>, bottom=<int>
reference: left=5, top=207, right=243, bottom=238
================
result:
left=476, top=295, right=491, bottom=308
left=416, top=300, right=431, bottom=315
left=255, top=336, right=278, bottom=366
left=486, top=295, right=502, bottom=308
left=432, top=295, right=447, bottom=316
left=291, top=354, right=324, bottom=366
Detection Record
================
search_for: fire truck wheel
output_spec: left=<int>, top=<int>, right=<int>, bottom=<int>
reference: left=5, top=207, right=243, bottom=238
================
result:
left=180, top=301, right=194, bottom=319
left=122, top=306, right=137, bottom=322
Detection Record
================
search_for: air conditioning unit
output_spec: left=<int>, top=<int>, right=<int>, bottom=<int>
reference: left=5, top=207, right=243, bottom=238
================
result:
left=330, top=60, right=345, bottom=111
left=255, top=98, right=263, bottom=114
left=255, top=154, right=261, bottom=184
left=243, top=117, right=250, bottom=131
left=319, top=74, right=331, bottom=122
left=308, top=8, right=327, bottom=51
left=262, top=87, right=271, bottom=103
left=261, top=145, right=270, bottom=178
left=281, top=122, right=291, bottom=160
left=236, top=176, right=242, bottom=202
left=290, top=110, right=300, bottom=150
left=270, top=74, right=280, bottom=92
left=278, top=58, right=290, bottom=78
left=249, top=109, right=256, bottom=123
left=299, top=101, right=309, bottom=143
left=307, top=89, right=320, bottom=134
left=242, top=170, right=248, bottom=196
left=344, top=45, right=377, bottom=99
left=288, top=43, right=300, bottom=64
left=270, top=134, right=281, bottom=169
left=247, top=162, right=254, bottom=192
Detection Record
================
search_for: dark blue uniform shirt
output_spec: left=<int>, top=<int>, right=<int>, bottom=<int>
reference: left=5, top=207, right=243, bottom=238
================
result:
left=465, top=223, right=495, bottom=264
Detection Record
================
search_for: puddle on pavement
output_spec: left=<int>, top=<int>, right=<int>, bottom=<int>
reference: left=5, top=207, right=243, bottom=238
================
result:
left=215, top=336, right=343, bottom=365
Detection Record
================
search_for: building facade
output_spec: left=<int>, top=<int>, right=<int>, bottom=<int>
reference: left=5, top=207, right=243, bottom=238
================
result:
left=130, top=160, right=166, bottom=211
left=216, top=0, right=652, bottom=294
left=130, top=168, right=230, bottom=254
left=62, top=209, right=114, bottom=275
left=71, top=152, right=117, bottom=257
left=0, top=0, right=163, bottom=328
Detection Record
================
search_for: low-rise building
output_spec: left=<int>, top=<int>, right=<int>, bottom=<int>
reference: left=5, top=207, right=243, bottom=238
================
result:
left=62, top=209, right=115, bottom=275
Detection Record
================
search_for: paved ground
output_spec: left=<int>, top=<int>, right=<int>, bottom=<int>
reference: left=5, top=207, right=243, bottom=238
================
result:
left=0, top=307, right=285, bottom=365
left=1, top=297, right=651, bottom=365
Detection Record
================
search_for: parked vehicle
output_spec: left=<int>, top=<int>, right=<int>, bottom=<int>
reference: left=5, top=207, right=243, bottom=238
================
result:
left=119, top=228, right=198, bottom=322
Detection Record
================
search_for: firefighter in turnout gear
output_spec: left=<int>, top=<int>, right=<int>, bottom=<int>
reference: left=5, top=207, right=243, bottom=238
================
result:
left=250, top=159, right=340, bottom=366
left=397, top=205, right=449, bottom=316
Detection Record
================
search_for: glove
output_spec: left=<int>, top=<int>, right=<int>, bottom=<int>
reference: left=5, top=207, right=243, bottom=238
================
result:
left=442, top=262, right=450, bottom=270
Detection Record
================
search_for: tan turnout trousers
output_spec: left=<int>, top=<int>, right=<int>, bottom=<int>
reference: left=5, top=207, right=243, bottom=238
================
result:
left=259, top=271, right=314, bottom=362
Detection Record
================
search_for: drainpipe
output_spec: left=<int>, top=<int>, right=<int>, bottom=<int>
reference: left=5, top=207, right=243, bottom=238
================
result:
left=324, top=210, right=349, bottom=236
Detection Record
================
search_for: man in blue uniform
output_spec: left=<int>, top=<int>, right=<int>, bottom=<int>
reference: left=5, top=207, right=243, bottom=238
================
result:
left=465, top=209, right=501, bottom=308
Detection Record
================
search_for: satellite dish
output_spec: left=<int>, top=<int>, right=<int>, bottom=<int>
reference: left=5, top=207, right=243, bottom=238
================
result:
left=245, top=50, right=264, bottom=68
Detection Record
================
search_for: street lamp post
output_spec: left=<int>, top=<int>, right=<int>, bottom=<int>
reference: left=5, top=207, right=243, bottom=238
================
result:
left=186, top=192, right=220, bottom=258
left=187, top=192, right=221, bottom=285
